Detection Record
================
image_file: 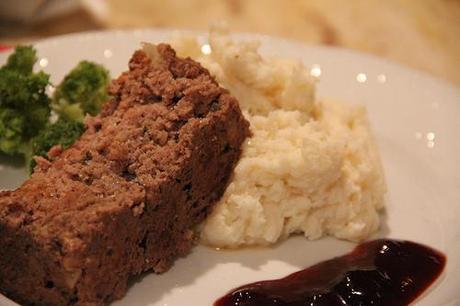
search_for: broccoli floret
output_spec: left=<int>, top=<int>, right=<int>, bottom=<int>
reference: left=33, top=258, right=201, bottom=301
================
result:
left=0, top=46, right=51, bottom=155
left=0, top=47, right=110, bottom=174
left=53, top=61, right=110, bottom=122
left=0, top=108, right=25, bottom=154
left=29, top=118, right=85, bottom=172
left=4, top=45, right=37, bottom=74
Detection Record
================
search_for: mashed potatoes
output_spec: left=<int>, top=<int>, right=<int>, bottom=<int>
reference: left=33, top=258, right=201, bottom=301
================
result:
left=172, top=26, right=385, bottom=248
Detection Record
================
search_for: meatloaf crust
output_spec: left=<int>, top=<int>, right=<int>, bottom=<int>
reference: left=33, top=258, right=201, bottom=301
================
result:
left=0, top=44, right=249, bottom=306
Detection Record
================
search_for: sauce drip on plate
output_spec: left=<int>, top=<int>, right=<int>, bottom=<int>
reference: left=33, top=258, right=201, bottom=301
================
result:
left=214, top=239, right=446, bottom=306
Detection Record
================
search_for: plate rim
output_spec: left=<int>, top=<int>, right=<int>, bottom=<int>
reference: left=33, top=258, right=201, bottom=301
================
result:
left=1, top=27, right=459, bottom=91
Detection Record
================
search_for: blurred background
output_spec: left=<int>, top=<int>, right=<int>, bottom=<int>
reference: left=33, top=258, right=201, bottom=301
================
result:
left=0, top=0, right=459, bottom=85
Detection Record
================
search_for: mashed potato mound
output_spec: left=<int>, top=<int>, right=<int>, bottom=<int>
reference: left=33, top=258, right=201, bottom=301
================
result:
left=172, top=26, right=386, bottom=248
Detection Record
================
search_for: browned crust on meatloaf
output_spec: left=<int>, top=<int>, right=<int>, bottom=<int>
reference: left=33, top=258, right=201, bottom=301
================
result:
left=0, top=44, right=249, bottom=306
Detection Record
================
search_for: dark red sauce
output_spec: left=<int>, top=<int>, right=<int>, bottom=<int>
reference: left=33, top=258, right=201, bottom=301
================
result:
left=214, top=239, right=446, bottom=306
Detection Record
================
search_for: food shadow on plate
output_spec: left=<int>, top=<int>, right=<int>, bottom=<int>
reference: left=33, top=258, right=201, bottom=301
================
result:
left=0, top=154, right=28, bottom=191
left=0, top=153, right=24, bottom=168
left=116, top=212, right=390, bottom=305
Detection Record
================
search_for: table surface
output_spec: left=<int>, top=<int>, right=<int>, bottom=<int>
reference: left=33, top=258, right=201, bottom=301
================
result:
left=1, top=0, right=459, bottom=86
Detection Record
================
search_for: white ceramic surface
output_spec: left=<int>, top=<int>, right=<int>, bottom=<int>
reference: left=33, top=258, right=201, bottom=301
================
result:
left=1, top=29, right=459, bottom=306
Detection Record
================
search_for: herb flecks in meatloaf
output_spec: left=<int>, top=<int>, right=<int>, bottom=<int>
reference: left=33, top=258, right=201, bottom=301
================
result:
left=0, top=43, right=249, bottom=306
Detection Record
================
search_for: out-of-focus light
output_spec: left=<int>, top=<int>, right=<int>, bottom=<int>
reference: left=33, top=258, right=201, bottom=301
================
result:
left=425, top=132, right=435, bottom=148
left=201, top=44, right=211, bottom=55
left=415, top=132, right=422, bottom=139
left=39, top=58, right=48, bottom=67
left=426, top=132, right=435, bottom=141
left=104, top=49, right=113, bottom=58
left=46, top=85, right=55, bottom=95
left=310, top=64, right=322, bottom=78
left=49, top=111, right=59, bottom=124
left=377, top=74, right=386, bottom=83
left=356, top=73, right=367, bottom=83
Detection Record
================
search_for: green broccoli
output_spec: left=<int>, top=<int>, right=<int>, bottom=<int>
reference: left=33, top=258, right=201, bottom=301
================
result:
left=29, top=117, right=85, bottom=172
left=3, top=45, right=37, bottom=74
left=0, top=46, right=51, bottom=155
left=0, top=46, right=110, bottom=174
left=53, top=61, right=110, bottom=122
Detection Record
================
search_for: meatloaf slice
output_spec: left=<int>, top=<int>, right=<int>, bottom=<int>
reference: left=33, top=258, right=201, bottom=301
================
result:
left=0, top=43, right=249, bottom=306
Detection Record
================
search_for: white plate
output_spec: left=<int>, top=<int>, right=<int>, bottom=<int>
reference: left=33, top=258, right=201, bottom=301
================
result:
left=1, top=29, right=459, bottom=306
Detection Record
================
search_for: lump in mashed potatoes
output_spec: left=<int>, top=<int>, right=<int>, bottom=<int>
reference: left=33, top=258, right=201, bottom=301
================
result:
left=172, top=26, right=386, bottom=248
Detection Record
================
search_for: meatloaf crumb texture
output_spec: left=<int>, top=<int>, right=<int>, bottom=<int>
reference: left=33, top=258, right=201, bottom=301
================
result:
left=0, top=44, right=249, bottom=306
